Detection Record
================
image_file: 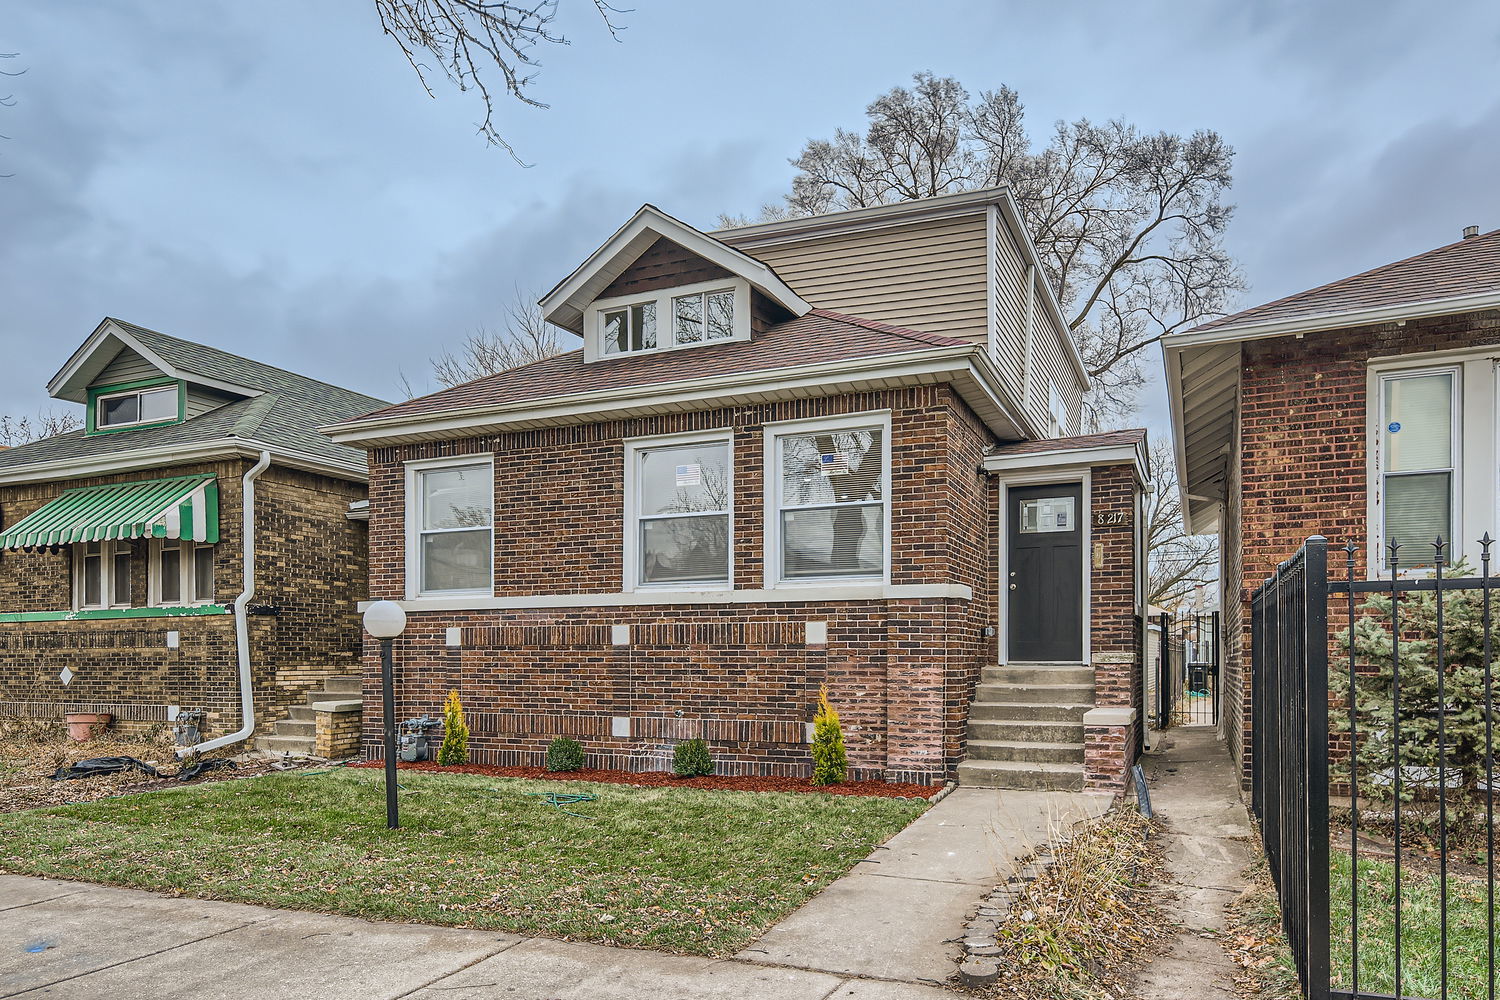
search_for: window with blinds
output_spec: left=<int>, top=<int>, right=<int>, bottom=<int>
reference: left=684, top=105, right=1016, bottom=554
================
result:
left=775, top=424, right=887, bottom=580
left=1380, top=370, right=1455, bottom=567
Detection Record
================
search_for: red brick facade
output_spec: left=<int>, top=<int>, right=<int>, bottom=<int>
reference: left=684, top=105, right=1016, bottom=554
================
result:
left=0, top=460, right=368, bottom=740
left=364, top=385, right=1145, bottom=784
left=1225, top=307, right=1500, bottom=784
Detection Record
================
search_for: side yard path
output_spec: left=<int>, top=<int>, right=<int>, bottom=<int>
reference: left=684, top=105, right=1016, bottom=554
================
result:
left=1135, top=727, right=1259, bottom=999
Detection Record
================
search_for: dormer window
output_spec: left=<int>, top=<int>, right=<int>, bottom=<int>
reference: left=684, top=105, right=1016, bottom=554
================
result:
left=87, top=380, right=183, bottom=433
left=585, top=278, right=752, bottom=361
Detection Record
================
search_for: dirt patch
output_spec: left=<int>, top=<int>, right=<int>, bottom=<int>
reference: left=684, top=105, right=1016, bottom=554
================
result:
left=0, top=723, right=274, bottom=814
left=349, top=759, right=941, bottom=799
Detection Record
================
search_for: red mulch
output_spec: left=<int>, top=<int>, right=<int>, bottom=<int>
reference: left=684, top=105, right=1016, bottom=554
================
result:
left=348, top=760, right=940, bottom=800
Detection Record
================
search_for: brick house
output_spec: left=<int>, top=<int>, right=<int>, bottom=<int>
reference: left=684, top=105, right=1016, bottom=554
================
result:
left=326, top=188, right=1150, bottom=789
left=0, top=318, right=387, bottom=756
left=1164, top=225, right=1500, bottom=785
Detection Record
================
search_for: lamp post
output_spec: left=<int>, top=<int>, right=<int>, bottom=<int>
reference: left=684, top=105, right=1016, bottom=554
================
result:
left=362, top=600, right=407, bottom=830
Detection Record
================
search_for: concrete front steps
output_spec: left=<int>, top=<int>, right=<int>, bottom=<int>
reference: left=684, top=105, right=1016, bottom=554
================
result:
left=255, top=675, right=362, bottom=756
left=957, top=662, right=1094, bottom=791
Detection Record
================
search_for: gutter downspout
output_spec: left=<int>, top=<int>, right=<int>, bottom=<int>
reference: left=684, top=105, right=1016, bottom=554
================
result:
left=179, top=450, right=272, bottom=758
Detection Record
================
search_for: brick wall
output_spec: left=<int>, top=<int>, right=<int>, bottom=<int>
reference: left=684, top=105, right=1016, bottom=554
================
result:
left=0, top=458, right=367, bottom=742
left=364, top=387, right=995, bottom=782
left=1226, top=307, right=1500, bottom=786
left=1087, top=462, right=1144, bottom=789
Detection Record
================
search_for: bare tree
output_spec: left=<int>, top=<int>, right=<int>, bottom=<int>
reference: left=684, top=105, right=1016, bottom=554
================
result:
left=1146, top=441, right=1218, bottom=609
left=0, top=407, right=81, bottom=447
left=431, top=288, right=565, bottom=388
left=727, top=73, right=1241, bottom=426
left=375, top=0, right=625, bottom=160
left=0, top=51, right=23, bottom=179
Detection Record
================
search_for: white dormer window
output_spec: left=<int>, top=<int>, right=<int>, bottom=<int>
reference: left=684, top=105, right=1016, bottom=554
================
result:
left=585, top=278, right=752, bottom=361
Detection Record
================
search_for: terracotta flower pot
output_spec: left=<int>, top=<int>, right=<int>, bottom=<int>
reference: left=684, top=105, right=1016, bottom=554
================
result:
left=64, top=712, right=111, bottom=742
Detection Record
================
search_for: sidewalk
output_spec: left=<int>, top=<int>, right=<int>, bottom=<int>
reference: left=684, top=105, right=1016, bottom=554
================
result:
left=1, top=784, right=1109, bottom=998
left=737, top=786, right=1109, bottom=985
left=1135, top=727, right=1258, bottom=999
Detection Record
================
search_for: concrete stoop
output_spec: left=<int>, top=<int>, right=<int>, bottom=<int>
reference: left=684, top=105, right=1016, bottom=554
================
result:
left=255, top=674, right=361, bottom=755
left=957, top=662, right=1094, bottom=791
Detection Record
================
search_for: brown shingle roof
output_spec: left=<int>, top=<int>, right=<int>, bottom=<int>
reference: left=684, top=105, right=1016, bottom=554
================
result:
left=342, top=309, right=973, bottom=425
left=1192, top=228, right=1500, bottom=334
left=989, top=428, right=1147, bottom=457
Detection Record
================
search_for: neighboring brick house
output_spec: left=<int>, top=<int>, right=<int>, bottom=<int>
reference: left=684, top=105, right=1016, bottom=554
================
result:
left=1164, top=225, right=1500, bottom=785
left=326, top=188, right=1150, bottom=789
left=0, top=319, right=387, bottom=755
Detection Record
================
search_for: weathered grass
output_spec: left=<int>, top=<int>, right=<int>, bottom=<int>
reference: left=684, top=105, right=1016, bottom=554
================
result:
left=1331, top=849, right=1497, bottom=1000
left=0, top=766, right=925, bottom=955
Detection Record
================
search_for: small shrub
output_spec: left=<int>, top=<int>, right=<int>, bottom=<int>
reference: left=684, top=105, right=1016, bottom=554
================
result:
left=546, top=737, right=585, bottom=772
left=811, top=684, right=847, bottom=785
left=436, top=690, right=469, bottom=766
left=672, top=738, right=714, bottom=777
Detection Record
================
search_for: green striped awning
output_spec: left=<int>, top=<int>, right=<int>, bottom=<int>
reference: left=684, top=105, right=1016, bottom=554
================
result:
left=0, top=475, right=220, bottom=550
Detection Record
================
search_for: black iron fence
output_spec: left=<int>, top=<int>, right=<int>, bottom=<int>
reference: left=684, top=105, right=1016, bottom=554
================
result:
left=1251, top=534, right=1499, bottom=1000
left=1148, top=610, right=1220, bottom=730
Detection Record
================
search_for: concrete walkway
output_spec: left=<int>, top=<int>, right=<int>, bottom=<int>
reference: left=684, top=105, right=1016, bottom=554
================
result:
left=736, top=786, right=1110, bottom=985
left=0, top=784, right=1111, bottom=998
left=0, top=874, right=951, bottom=1000
left=1135, top=727, right=1258, bottom=999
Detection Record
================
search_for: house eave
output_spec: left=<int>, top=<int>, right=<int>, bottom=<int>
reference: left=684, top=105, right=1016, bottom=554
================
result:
left=323, top=346, right=1034, bottom=448
left=1164, top=289, right=1500, bottom=351
left=0, top=438, right=368, bottom=486
left=539, top=205, right=812, bottom=335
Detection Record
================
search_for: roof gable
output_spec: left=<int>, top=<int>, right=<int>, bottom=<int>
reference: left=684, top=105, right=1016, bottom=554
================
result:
left=539, top=205, right=811, bottom=334
left=49, top=318, right=259, bottom=403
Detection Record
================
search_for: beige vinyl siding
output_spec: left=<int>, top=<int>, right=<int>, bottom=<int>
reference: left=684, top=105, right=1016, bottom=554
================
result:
left=1030, top=304, right=1083, bottom=436
left=726, top=213, right=990, bottom=344
left=94, top=348, right=165, bottom=388
left=185, top=388, right=237, bottom=419
left=990, top=215, right=1029, bottom=391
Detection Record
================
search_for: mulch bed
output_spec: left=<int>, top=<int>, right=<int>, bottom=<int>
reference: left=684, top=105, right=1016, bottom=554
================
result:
left=349, top=759, right=941, bottom=800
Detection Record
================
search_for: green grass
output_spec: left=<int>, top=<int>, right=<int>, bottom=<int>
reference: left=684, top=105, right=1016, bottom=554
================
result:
left=1331, top=849, right=1498, bottom=1000
left=0, top=768, right=925, bottom=955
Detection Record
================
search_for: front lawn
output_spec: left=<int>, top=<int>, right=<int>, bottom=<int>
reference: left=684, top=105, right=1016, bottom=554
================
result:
left=0, top=766, right=925, bottom=955
left=1330, top=849, right=1496, bottom=1000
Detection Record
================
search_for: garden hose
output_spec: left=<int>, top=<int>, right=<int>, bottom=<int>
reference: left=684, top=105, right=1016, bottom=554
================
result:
left=523, top=790, right=598, bottom=819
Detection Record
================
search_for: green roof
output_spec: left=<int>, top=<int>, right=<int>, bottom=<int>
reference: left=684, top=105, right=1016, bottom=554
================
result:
left=0, top=320, right=389, bottom=477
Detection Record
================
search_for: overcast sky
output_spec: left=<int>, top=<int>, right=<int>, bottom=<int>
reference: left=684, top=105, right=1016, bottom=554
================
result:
left=3, top=1, right=1499, bottom=440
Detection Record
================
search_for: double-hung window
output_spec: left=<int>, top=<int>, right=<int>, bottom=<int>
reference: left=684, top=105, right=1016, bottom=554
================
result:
left=768, top=415, right=890, bottom=583
left=75, top=540, right=132, bottom=609
left=151, top=537, right=214, bottom=605
left=1378, top=368, right=1457, bottom=567
left=408, top=458, right=494, bottom=597
left=626, top=436, right=731, bottom=587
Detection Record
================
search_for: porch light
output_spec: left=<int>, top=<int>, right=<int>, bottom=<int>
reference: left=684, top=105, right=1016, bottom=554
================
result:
left=363, top=600, right=407, bottom=829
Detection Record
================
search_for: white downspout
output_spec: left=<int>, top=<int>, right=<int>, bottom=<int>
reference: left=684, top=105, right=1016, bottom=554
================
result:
left=179, top=450, right=272, bottom=758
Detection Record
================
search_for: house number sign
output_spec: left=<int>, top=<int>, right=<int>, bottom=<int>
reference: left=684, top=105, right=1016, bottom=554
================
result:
left=1093, top=510, right=1132, bottom=528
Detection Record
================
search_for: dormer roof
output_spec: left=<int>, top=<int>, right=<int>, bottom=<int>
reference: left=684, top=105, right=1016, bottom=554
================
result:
left=539, top=204, right=812, bottom=334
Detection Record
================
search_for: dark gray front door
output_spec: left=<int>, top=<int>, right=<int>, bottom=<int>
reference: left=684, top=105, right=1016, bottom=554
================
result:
left=1007, top=483, right=1083, bottom=662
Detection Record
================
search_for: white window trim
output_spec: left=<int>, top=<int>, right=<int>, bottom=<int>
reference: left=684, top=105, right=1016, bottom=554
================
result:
left=73, top=540, right=132, bottom=610
left=1374, top=364, right=1464, bottom=575
left=622, top=429, right=734, bottom=592
left=147, top=537, right=216, bottom=607
left=583, top=277, right=752, bottom=362
left=95, top=385, right=178, bottom=429
left=762, top=410, right=893, bottom=589
left=404, top=454, right=496, bottom=600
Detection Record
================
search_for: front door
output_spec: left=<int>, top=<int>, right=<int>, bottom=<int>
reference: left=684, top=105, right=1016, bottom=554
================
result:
left=1007, top=483, right=1083, bottom=662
